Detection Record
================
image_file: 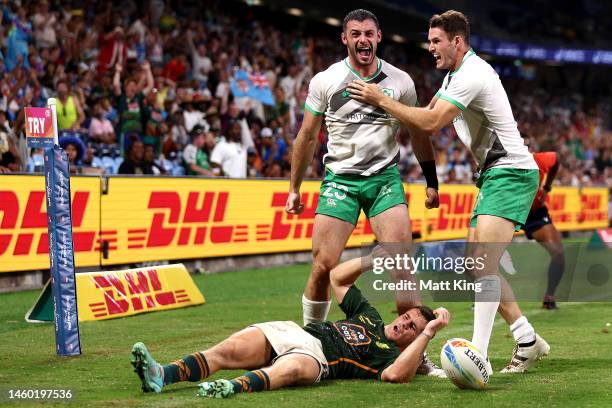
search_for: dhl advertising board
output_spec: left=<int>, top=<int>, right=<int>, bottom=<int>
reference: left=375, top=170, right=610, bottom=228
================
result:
left=0, top=175, right=101, bottom=272
left=0, top=175, right=608, bottom=273
left=77, top=264, right=204, bottom=321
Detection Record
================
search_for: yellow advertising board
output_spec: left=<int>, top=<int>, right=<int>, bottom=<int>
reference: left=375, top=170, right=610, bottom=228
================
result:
left=0, top=174, right=608, bottom=273
left=0, top=175, right=101, bottom=272
left=76, top=264, right=204, bottom=321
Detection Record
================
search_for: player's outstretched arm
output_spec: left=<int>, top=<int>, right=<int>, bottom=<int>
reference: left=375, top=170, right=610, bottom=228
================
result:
left=347, top=80, right=460, bottom=134
left=286, top=110, right=323, bottom=214
left=380, top=308, right=450, bottom=383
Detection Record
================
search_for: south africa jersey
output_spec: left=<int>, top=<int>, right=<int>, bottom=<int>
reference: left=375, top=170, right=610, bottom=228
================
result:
left=435, top=49, right=538, bottom=172
left=305, top=58, right=418, bottom=176
left=303, top=285, right=400, bottom=380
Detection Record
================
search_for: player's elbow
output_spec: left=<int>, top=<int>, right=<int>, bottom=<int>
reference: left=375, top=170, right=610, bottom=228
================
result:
left=381, top=369, right=414, bottom=384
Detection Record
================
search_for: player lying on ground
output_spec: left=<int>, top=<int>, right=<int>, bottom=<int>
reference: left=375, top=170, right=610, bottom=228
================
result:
left=130, top=254, right=450, bottom=398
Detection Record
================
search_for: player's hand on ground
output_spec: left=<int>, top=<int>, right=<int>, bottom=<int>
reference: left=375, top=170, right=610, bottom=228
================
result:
left=285, top=192, right=304, bottom=214
left=425, top=187, right=439, bottom=209
left=347, top=80, right=385, bottom=106
left=424, top=307, right=450, bottom=337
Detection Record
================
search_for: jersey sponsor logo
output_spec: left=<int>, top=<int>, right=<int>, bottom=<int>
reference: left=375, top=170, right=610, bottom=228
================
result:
left=326, top=198, right=337, bottom=207
left=381, top=88, right=394, bottom=98
left=346, top=112, right=382, bottom=121
left=333, top=322, right=371, bottom=346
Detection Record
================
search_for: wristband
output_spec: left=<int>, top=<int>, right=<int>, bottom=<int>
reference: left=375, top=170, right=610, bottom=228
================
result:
left=419, top=331, right=433, bottom=340
left=419, top=160, right=438, bottom=190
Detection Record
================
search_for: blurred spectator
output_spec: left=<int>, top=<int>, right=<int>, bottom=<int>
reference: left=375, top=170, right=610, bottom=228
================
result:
left=32, top=0, right=57, bottom=49
left=56, top=79, right=85, bottom=132
left=186, top=29, right=212, bottom=86
left=143, top=89, right=168, bottom=154
left=118, top=139, right=152, bottom=175
left=210, top=120, right=247, bottom=178
left=89, top=101, right=116, bottom=144
left=59, top=135, right=85, bottom=174
left=0, top=118, right=21, bottom=173
left=183, top=125, right=214, bottom=176
left=113, top=61, right=153, bottom=150
left=144, top=143, right=165, bottom=175
left=246, top=147, right=263, bottom=178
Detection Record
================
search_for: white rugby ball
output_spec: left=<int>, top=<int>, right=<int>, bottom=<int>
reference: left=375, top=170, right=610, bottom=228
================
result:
left=440, top=338, right=491, bottom=390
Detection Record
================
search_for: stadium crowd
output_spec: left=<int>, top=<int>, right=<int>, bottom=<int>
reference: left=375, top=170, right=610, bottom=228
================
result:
left=0, top=0, right=609, bottom=191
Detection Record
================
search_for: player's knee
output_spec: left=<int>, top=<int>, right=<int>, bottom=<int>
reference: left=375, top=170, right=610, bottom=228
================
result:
left=549, top=246, right=564, bottom=260
left=277, top=358, right=306, bottom=381
left=215, top=338, right=241, bottom=362
left=311, top=254, right=336, bottom=278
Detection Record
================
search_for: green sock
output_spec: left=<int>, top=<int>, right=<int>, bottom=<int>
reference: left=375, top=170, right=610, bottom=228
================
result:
left=162, top=352, right=210, bottom=385
left=230, top=370, right=270, bottom=393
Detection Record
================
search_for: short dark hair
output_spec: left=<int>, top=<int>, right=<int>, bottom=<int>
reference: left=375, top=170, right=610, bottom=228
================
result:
left=190, top=125, right=205, bottom=140
left=343, top=9, right=379, bottom=31
left=429, top=10, right=470, bottom=44
left=415, top=305, right=436, bottom=322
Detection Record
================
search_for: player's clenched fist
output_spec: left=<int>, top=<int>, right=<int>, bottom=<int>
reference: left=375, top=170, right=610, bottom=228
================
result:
left=285, top=192, right=304, bottom=214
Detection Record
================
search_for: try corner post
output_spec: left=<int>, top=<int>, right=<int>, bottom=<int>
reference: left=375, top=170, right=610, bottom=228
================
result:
left=26, top=98, right=82, bottom=356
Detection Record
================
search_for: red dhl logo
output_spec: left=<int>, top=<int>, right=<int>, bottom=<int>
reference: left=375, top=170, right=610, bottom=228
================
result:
left=579, top=194, right=606, bottom=223
left=88, top=268, right=190, bottom=317
left=143, top=191, right=248, bottom=248
left=0, top=190, right=109, bottom=257
left=547, top=193, right=571, bottom=223
left=255, top=192, right=373, bottom=242
left=431, top=193, right=475, bottom=231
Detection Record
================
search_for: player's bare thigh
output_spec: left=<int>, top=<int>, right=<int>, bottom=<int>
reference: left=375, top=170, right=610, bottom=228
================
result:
left=369, top=204, right=412, bottom=244
left=206, top=327, right=273, bottom=370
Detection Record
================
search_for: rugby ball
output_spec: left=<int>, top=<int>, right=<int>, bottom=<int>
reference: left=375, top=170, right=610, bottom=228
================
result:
left=440, top=338, right=491, bottom=390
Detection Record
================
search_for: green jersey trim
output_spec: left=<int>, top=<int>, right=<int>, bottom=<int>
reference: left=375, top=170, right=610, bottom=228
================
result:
left=451, top=48, right=476, bottom=75
left=438, top=94, right=466, bottom=111
left=344, top=58, right=383, bottom=81
left=304, top=102, right=323, bottom=116
left=435, top=91, right=442, bottom=97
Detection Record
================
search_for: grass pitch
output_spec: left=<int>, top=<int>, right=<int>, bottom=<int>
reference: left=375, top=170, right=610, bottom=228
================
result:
left=1, top=254, right=611, bottom=407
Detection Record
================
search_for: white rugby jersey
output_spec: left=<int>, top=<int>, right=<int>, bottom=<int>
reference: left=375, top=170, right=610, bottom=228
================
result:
left=305, top=58, right=418, bottom=176
left=436, top=49, right=537, bottom=171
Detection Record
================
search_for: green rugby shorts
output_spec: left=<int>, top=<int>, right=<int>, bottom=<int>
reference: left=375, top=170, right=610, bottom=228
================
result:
left=315, top=166, right=407, bottom=225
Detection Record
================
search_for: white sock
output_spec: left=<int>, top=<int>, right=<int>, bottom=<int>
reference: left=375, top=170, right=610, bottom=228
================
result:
left=472, top=275, right=501, bottom=358
left=509, top=316, right=536, bottom=345
left=302, top=294, right=331, bottom=325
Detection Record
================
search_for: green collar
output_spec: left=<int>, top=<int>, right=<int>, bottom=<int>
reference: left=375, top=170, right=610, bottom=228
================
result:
left=450, top=48, right=475, bottom=75
left=344, top=57, right=383, bottom=81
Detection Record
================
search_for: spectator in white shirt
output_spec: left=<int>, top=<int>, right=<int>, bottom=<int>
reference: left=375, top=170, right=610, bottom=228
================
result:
left=210, top=120, right=247, bottom=178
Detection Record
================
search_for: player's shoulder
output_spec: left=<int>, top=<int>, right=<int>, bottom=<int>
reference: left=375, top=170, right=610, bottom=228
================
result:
left=311, top=60, right=348, bottom=84
left=458, top=51, right=494, bottom=77
left=380, top=59, right=415, bottom=87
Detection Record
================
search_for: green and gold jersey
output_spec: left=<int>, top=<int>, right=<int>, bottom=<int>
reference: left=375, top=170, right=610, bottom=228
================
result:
left=303, top=285, right=400, bottom=380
